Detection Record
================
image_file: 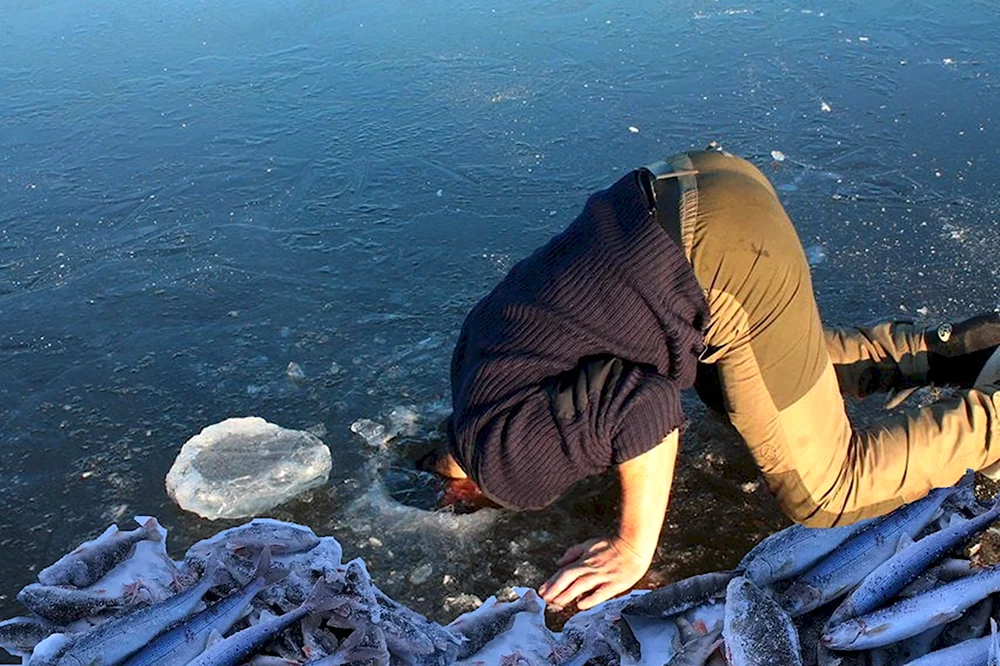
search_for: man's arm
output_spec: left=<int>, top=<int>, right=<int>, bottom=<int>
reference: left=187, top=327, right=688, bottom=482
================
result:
left=538, top=429, right=679, bottom=610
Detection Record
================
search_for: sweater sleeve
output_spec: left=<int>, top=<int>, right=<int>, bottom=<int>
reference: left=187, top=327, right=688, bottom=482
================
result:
left=455, top=356, right=685, bottom=511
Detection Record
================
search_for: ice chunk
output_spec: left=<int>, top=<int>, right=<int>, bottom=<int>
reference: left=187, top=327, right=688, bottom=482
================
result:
left=350, top=418, right=389, bottom=448
left=165, top=417, right=332, bottom=520
left=286, top=362, right=305, bottom=381
left=771, top=150, right=786, bottom=162
left=387, top=406, right=420, bottom=438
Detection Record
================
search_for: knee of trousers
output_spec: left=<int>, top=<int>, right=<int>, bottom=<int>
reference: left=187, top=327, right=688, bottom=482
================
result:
left=761, top=466, right=889, bottom=529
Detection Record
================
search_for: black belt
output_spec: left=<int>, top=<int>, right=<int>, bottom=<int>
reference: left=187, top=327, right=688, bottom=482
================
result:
left=639, top=167, right=684, bottom=251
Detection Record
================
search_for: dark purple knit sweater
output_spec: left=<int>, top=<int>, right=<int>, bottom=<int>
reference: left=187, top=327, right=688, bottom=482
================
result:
left=448, top=170, right=708, bottom=510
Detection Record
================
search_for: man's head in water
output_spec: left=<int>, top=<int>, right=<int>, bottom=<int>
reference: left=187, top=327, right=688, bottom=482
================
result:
left=418, top=443, right=496, bottom=512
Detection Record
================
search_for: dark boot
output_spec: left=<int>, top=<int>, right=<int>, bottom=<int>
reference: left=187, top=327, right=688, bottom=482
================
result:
left=926, top=313, right=1000, bottom=388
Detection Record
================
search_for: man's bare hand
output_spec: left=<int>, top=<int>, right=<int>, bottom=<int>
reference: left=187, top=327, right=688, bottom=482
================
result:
left=537, top=536, right=653, bottom=611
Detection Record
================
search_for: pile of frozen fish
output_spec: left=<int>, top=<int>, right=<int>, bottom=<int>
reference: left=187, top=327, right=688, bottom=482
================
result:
left=4, top=471, right=1000, bottom=666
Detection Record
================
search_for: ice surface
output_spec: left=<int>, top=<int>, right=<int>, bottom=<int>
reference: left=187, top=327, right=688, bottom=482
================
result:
left=165, top=418, right=332, bottom=520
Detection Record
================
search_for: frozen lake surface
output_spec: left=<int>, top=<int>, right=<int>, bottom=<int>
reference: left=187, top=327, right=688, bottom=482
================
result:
left=1, top=0, right=998, bottom=629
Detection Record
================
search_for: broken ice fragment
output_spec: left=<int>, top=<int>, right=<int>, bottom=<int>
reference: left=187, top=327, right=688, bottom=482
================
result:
left=350, top=419, right=389, bottom=448
left=286, top=362, right=305, bottom=381
left=771, top=150, right=786, bottom=162
left=165, top=417, right=332, bottom=520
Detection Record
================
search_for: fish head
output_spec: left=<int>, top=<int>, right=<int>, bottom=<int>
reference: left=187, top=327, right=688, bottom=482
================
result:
left=744, top=558, right=776, bottom=586
left=778, top=581, right=821, bottom=616
left=822, top=620, right=863, bottom=649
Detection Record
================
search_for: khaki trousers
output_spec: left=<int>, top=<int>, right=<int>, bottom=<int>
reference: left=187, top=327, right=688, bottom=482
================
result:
left=658, top=150, right=1000, bottom=527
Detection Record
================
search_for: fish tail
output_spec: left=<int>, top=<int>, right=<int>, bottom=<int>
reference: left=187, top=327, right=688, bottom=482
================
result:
left=518, top=589, right=543, bottom=614
left=302, top=578, right=351, bottom=614
left=135, top=516, right=164, bottom=542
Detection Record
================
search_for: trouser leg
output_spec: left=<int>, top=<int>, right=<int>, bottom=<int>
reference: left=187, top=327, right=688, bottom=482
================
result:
left=823, top=322, right=929, bottom=399
left=717, top=336, right=1000, bottom=526
left=676, top=149, right=1000, bottom=526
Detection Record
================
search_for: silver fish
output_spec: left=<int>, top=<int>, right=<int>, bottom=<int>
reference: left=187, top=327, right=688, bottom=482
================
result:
left=0, top=617, right=62, bottom=658
left=185, top=519, right=321, bottom=565
left=897, top=558, right=978, bottom=598
left=666, top=617, right=722, bottom=666
left=780, top=477, right=966, bottom=617
left=622, top=571, right=738, bottom=619
left=906, top=632, right=994, bottom=665
left=723, top=577, right=802, bottom=666
left=828, top=493, right=1000, bottom=626
left=741, top=520, right=872, bottom=588
left=822, top=563, right=1000, bottom=650
left=39, top=518, right=163, bottom=589
left=372, top=585, right=460, bottom=654
left=187, top=578, right=344, bottom=666
left=936, top=597, right=993, bottom=649
left=447, top=590, right=542, bottom=659
left=55, top=563, right=222, bottom=666
left=121, top=548, right=279, bottom=666
left=17, top=583, right=143, bottom=624
left=308, top=625, right=389, bottom=666
left=325, top=560, right=440, bottom=659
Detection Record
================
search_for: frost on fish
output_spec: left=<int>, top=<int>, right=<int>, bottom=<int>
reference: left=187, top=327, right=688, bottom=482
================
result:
left=0, top=617, right=60, bottom=659
left=823, top=564, right=1000, bottom=651
left=622, top=570, right=737, bottom=619
left=185, top=519, right=322, bottom=564
left=5, top=471, right=999, bottom=666
left=16, top=583, right=141, bottom=625
left=38, top=518, right=163, bottom=589
left=724, top=577, right=803, bottom=666
left=446, top=591, right=542, bottom=659
left=779, top=480, right=964, bottom=617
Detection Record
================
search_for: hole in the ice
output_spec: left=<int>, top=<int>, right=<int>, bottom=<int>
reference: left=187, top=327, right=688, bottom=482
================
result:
left=378, top=437, right=499, bottom=515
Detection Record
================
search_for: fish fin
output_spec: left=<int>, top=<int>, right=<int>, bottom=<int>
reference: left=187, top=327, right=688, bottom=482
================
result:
left=931, top=609, right=965, bottom=626
left=895, top=532, right=915, bottom=554
left=334, top=626, right=367, bottom=656
left=885, top=386, right=920, bottom=410
left=674, top=616, right=699, bottom=643
left=251, top=546, right=272, bottom=581
left=206, top=629, right=225, bottom=648
left=990, top=618, right=1000, bottom=666
left=302, top=578, right=351, bottom=614
left=944, top=512, right=968, bottom=529
left=134, top=517, right=164, bottom=542
left=517, top=589, right=543, bottom=614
